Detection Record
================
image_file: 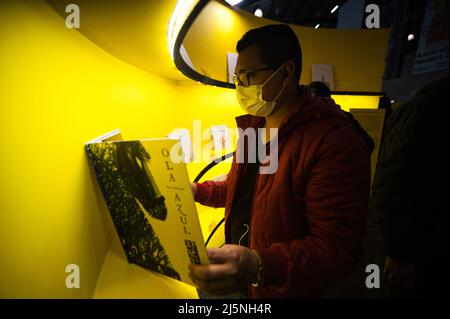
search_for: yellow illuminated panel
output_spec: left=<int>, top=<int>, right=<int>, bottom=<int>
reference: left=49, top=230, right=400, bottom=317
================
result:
left=183, top=1, right=390, bottom=91
left=331, top=95, right=381, bottom=112
left=0, top=0, right=239, bottom=298
left=168, top=0, right=200, bottom=59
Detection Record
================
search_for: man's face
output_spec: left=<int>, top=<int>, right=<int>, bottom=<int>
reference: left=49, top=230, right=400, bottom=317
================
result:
left=235, top=44, right=285, bottom=102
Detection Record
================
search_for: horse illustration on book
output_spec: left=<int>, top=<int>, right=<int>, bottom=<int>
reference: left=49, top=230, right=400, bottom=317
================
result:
left=86, top=141, right=180, bottom=281
left=116, top=141, right=168, bottom=221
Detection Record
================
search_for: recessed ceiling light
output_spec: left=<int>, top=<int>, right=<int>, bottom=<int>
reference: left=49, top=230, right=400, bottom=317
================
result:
left=225, top=0, right=243, bottom=5
left=254, top=8, right=263, bottom=17
left=331, top=5, right=339, bottom=14
left=407, top=34, right=415, bottom=41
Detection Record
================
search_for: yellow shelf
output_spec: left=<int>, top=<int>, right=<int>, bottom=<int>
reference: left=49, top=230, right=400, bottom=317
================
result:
left=94, top=235, right=199, bottom=299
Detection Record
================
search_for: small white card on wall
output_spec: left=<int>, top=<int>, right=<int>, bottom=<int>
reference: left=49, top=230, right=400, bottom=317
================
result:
left=227, top=52, right=238, bottom=84
left=211, top=125, right=230, bottom=152
left=312, top=64, right=334, bottom=90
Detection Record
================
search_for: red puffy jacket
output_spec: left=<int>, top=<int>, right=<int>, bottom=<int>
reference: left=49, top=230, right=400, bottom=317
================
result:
left=194, top=93, right=371, bottom=298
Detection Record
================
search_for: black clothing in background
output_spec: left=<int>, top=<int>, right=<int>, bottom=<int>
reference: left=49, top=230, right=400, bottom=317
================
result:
left=370, top=77, right=449, bottom=298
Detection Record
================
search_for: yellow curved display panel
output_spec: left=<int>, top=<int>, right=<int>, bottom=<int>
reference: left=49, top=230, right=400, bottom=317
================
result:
left=183, top=1, right=390, bottom=92
left=0, top=0, right=235, bottom=298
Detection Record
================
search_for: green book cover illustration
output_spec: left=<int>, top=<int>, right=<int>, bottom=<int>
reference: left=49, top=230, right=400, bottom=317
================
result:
left=85, top=131, right=208, bottom=286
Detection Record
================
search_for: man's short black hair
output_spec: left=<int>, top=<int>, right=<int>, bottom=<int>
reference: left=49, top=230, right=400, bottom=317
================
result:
left=236, top=24, right=302, bottom=83
left=307, top=81, right=332, bottom=98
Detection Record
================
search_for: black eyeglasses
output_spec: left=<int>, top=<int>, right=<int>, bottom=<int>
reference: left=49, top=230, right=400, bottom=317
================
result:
left=233, top=67, right=274, bottom=87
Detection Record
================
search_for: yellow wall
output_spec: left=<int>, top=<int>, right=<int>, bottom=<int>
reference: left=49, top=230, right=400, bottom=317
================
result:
left=0, top=0, right=387, bottom=298
left=0, top=0, right=235, bottom=298
left=332, top=95, right=381, bottom=111
left=45, top=0, right=186, bottom=81
left=183, top=1, right=390, bottom=92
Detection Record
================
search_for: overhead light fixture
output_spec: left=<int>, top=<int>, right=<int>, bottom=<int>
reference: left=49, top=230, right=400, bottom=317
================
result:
left=225, top=0, right=243, bottom=5
left=168, top=0, right=191, bottom=59
left=167, top=0, right=202, bottom=60
left=331, top=5, right=339, bottom=13
left=315, top=24, right=320, bottom=29
left=254, top=8, right=263, bottom=17
left=407, top=34, right=415, bottom=41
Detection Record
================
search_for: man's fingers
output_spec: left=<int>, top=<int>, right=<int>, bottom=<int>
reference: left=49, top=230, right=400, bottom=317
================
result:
left=207, top=249, right=229, bottom=263
left=207, top=245, right=240, bottom=263
left=192, top=276, right=238, bottom=296
left=188, top=261, right=241, bottom=295
left=189, top=263, right=236, bottom=281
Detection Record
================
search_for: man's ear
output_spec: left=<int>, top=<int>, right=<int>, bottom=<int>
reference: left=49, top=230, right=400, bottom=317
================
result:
left=283, top=61, right=296, bottom=87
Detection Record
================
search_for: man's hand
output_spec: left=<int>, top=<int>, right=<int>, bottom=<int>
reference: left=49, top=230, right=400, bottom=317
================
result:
left=384, top=256, right=415, bottom=289
left=188, top=244, right=261, bottom=296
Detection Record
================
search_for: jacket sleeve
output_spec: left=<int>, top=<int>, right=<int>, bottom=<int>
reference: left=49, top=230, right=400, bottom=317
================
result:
left=255, top=125, right=371, bottom=297
left=370, top=97, right=426, bottom=262
left=194, top=179, right=228, bottom=208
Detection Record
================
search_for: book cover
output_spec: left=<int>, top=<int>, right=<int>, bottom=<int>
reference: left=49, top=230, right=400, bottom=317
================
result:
left=86, top=132, right=208, bottom=286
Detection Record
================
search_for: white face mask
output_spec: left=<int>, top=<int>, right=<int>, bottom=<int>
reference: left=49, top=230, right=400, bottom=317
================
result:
left=236, top=65, right=286, bottom=117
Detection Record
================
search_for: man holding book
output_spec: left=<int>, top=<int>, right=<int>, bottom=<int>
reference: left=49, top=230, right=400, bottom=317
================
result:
left=189, top=24, right=372, bottom=299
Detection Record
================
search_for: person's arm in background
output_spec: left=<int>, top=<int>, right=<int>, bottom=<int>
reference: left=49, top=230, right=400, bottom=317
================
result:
left=370, top=103, right=419, bottom=288
left=371, top=77, right=449, bottom=290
